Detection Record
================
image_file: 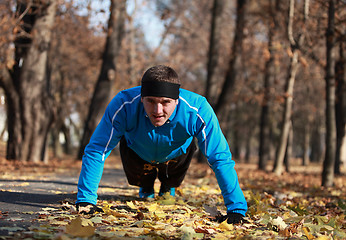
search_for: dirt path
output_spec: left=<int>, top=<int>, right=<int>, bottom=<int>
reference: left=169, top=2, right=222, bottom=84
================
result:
left=0, top=158, right=128, bottom=237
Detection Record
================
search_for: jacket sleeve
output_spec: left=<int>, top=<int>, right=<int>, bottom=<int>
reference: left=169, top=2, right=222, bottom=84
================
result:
left=195, top=99, right=247, bottom=216
left=76, top=95, right=127, bottom=205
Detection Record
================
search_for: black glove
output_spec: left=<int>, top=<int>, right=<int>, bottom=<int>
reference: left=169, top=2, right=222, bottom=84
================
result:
left=76, top=202, right=104, bottom=214
left=217, top=212, right=244, bottom=224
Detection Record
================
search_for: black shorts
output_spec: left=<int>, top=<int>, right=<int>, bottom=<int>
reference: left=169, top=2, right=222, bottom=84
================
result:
left=119, top=137, right=197, bottom=188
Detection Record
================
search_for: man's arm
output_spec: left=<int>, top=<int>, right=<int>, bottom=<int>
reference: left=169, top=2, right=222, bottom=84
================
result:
left=210, top=159, right=247, bottom=216
left=194, top=99, right=247, bottom=216
left=76, top=95, right=127, bottom=206
left=76, top=148, right=106, bottom=205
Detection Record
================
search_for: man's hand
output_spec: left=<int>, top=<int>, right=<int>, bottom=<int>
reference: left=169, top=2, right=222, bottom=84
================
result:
left=76, top=202, right=104, bottom=214
left=217, top=212, right=244, bottom=224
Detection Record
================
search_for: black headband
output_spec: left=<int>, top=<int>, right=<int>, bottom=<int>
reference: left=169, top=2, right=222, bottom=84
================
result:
left=141, top=81, right=180, bottom=99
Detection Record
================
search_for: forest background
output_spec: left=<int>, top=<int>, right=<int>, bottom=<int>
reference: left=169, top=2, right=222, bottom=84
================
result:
left=0, top=0, right=345, bottom=189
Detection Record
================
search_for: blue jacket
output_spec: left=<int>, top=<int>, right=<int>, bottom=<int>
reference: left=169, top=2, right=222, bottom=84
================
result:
left=77, top=86, right=247, bottom=215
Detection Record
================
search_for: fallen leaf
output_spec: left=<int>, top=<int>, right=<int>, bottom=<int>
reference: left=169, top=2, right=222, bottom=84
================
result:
left=271, top=216, right=288, bottom=231
left=126, top=201, right=137, bottom=209
left=65, top=217, right=95, bottom=237
left=203, top=204, right=219, bottom=217
left=219, top=220, right=234, bottom=231
left=195, top=226, right=216, bottom=234
left=303, top=227, right=314, bottom=240
left=90, top=216, right=103, bottom=224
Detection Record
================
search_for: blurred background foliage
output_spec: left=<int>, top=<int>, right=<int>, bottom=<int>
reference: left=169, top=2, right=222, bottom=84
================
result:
left=0, top=0, right=345, bottom=186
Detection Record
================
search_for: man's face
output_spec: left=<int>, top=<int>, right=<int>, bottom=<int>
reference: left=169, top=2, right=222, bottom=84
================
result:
left=142, top=96, right=178, bottom=127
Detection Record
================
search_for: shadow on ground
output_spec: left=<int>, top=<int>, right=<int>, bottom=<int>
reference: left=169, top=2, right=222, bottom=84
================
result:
left=0, top=167, right=131, bottom=237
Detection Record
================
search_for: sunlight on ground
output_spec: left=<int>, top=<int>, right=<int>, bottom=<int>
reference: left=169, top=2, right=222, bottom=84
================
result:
left=0, top=141, right=345, bottom=239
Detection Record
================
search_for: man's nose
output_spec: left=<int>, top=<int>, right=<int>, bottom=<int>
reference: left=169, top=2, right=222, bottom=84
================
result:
left=153, top=103, right=163, bottom=113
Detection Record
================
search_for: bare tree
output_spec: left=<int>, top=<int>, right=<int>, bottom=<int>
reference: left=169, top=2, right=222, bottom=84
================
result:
left=47, top=2, right=105, bottom=158
left=193, top=0, right=226, bottom=164
left=334, top=40, right=345, bottom=175
left=273, top=0, right=308, bottom=175
left=322, top=0, right=337, bottom=187
left=214, top=0, right=247, bottom=117
left=258, top=0, right=281, bottom=171
left=78, top=0, right=126, bottom=159
left=205, top=0, right=225, bottom=105
left=0, top=0, right=57, bottom=162
left=126, top=0, right=138, bottom=85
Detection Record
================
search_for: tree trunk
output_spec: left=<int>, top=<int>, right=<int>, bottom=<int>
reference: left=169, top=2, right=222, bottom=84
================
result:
left=273, top=50, right=298, bottom=175
left=51, top=128, right=63, bottom=159
left=259, top=0, right=280, bottom=171
left=334, top=41, right=345, bottom=175
left=127, top=0, right=137, bottom=85
left=1, top=0, right=57, bottom=162
left=0, top=115, right=7, bottom=140
left=214, top=0, right=246, bottom=116
left=78, top=0, right=126, bottom=159
left=340, top=129, right=346, bottom=170
left=245, top=132, right=251, bottom=163
left=196, top=0, right=226, bottom=164
left=310, top=123, right=325, bottom=163
left=61, top=122, right=72, bottom=155
left=19, top=1, right=56, bottom=162
left=303, top=122, right=310, bottom=166
left=284, top=122, right=293, bottom=172
left=205, top=0, right=225, bottom=105
left=322, top=0, right=337, bottom=187
left=0, top=68, right=22, bottom=160
left=273, top=0, right=307, bottom=175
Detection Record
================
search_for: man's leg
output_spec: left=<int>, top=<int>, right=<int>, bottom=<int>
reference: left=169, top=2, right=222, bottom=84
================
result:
left=157, top=140, right=197, bottom=194
left=119, top=138, right=157, bottom=189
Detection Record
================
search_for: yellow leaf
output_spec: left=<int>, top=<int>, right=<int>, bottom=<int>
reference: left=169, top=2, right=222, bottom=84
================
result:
left=108, top=210, right=128, bottom=218
left=154, top=212, right=166, bottom=218
left=303, top=227, right=314, bottom=240
left=90, top=216, right=103, bottom=224
left=81, top=218, right=93, bottom=227
left=132, top=220, right=144, bottom=228
left=41, top=207, right=57, bottom=211
left=158, top=197, right=176, bottom=205
left=23, top=211, right=35, bottom=214
left=105, top=215, right=117, bottom=223
left=65, top=217, right=95, bottom=237
left=126, top=201, right=137, bottom=209
left=219, top=220, right=234, bottom=231
left=50, top=220, right=69, bottom=226
left=147, top=202, right=158, bottom=212
left=172, top=218, right=185, bottom=224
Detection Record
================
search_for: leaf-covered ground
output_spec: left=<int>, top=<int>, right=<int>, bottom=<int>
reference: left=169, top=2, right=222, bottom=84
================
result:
left=0, top=154, right=345, bottom=239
